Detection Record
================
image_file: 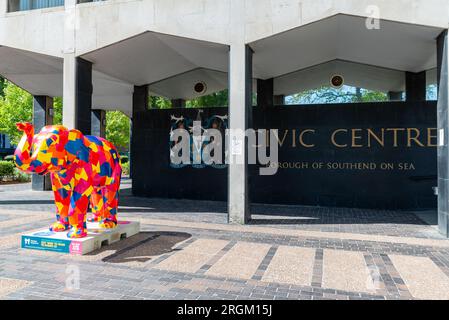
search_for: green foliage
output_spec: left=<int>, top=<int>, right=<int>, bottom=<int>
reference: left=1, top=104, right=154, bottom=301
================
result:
left=288, top=86, right=388, bottom=105
left=106, top=111, right=130, bottom=152
left=13, top=169, right=31, bottom=183
left=0, top=81, right=33, bottom=145
left=53, top=97, right=63, bottom=125
left=0, top=161, right=15, bottom=179
left=121, top=162, right=130, bottom=176
left=357, top=90, right=388, bottom=103
left=149, top=96, right=172, bottom=109
left=0, top=160, right=30, bottom=182
left=186, top=90, right=228, bottom=108
left=0, top=77, right=6, bottom=97
left=0, top=81, right=62, bottom=144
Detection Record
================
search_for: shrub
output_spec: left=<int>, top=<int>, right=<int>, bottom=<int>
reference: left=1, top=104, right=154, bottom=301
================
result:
left=13, top=169, right=31, bottom=183
left=121, top=162, right=130, bottom=176
left=0, top=161, right=15, bottom=179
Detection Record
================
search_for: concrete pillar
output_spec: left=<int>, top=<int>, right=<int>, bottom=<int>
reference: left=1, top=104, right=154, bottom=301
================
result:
left=62, top=53, right=76, bottom=129
left=388, top=91, right=403, bottom=101
left=406, top=71, right=427, bottom=102
left=131, top=85, right=148, bottom=193
left=171, top=99, right=186, bottom=108
left=437, top=30, right=449, bottom=237
left=2, top=1, right=9, bottom=13
left=228, top=44, right=253, bottom=224
left=32, top=96, right=53, bottom=191
left=274, top=95, right=285, bottom=105
left=62, top=0, right=77, bottom=128
left=257, top=78, right=274, bottom=108
left=91, top=109, right=106, bottom=138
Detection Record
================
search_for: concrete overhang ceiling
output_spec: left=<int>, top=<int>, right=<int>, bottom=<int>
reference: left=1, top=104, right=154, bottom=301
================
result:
left=0, top=46, right=63, bottom=97
left=0, top=46, right=133, bottom=116
left=274, top=60, right=407, bottom=95
left=81, top=32, right=229, bottom=87
left=148, top=68, right=227, bottom=100
left=250, top=14, right=444, bottom=80
left=148, top=67, right=259, bottom=100
left=92, top=71, right=134, bottom=117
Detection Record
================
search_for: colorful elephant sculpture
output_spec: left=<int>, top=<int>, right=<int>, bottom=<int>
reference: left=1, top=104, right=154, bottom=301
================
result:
left=14, top=122, right=122, bottom=238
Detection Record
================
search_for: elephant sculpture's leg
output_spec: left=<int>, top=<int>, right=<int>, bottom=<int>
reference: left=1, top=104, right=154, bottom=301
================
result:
left=99, top=187, right=119, bottom=229
left=67, top=195, right=89, bottom=238
left=88, top=188, right=103, bottom=223
left=67, top=183, right=92, bottom=238
left=49, top=173, right=71, bottom=232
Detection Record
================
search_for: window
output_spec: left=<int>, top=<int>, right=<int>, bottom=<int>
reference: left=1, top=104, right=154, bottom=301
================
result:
left=8, top=0, right=64, bottom=12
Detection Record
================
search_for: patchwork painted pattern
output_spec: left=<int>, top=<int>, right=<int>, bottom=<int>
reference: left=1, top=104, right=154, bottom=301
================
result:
left=14, top=122, right=122, bottom=238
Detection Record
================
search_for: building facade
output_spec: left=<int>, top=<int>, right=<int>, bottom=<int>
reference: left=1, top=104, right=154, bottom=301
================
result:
left=1, top=0, right=449, bottom=235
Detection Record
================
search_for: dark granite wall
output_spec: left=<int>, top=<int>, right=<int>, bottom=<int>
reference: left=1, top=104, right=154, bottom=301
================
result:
left=131, top=101, right=437, bottom=210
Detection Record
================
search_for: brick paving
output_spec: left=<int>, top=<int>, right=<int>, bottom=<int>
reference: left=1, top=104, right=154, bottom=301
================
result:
left=0, top=180, right=448, bottom=300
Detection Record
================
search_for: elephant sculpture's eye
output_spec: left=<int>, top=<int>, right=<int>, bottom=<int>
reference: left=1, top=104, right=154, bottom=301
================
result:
left=46, top=137, right=56, bottom=147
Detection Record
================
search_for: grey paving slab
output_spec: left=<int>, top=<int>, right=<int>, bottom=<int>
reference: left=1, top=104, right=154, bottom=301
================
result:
left=0, top=180, right=448, bottom=300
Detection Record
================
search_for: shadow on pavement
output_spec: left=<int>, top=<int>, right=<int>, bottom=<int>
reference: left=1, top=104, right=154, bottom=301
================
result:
left=97, top=231, right=191, bottom=264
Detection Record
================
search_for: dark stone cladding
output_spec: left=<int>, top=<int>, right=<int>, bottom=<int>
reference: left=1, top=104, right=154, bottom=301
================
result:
left=31, top=95, right=52, bottom=191
left=75, top=58, right=93, bottom=135
left=131, top=101, right=437, bottom=211
left=91, top=109, right=106, bottom=138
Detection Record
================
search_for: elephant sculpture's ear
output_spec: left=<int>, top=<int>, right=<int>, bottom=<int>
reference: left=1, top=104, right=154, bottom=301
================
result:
left=64, top=129, right=90, bottom=163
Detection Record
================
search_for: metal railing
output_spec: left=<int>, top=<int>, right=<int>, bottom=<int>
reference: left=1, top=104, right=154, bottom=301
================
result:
left=8, top=0, right=64, bottom=12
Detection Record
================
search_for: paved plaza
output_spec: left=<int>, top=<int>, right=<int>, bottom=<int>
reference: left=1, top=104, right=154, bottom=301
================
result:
left=0, top=180, right=449, bottom=300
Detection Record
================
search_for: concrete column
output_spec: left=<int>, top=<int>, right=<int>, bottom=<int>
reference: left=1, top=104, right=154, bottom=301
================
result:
left=274, top=95, right=285, bottom=105
left=131, top=85, right=148, bottom=193
left=257, top=78, right=274, bottom=108
left=2, top=1, right=9, bottom=13
left=388, top=91, right=403, bottom=101
left=228, top=44, right=253, bottom=224
left=171, top=99, right=186, bottom=108
left=62, top=0, right=77, bottom=128
left=406, top=71, right=427, bottom=102
left=32, top=96, right=53, bottom=191
left=91, top=109, right=106, bottom=138
left=437, top=30, right=449, bottom=237
left=62, top=53, right=76, bottom=129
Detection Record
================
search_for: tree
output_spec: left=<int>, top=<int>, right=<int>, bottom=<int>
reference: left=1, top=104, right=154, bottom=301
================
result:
left=186, top=89, right=229, bottom=108
left=105, top=111, right=130, bottom=152
left=53, top=97, right=63, bottom=125
left=0, top=81, right=33, bottom=144
left=287, top=86, right=388, bottom=105
left=0, top=80, right=63, bottom=145
left=149, top=96, right=172, bottom=109
left=0, top=77, right=6, bottom=97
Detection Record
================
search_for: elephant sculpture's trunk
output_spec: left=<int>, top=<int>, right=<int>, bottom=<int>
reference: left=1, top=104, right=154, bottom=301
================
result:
left=14, top=122, right=36, bottom=173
